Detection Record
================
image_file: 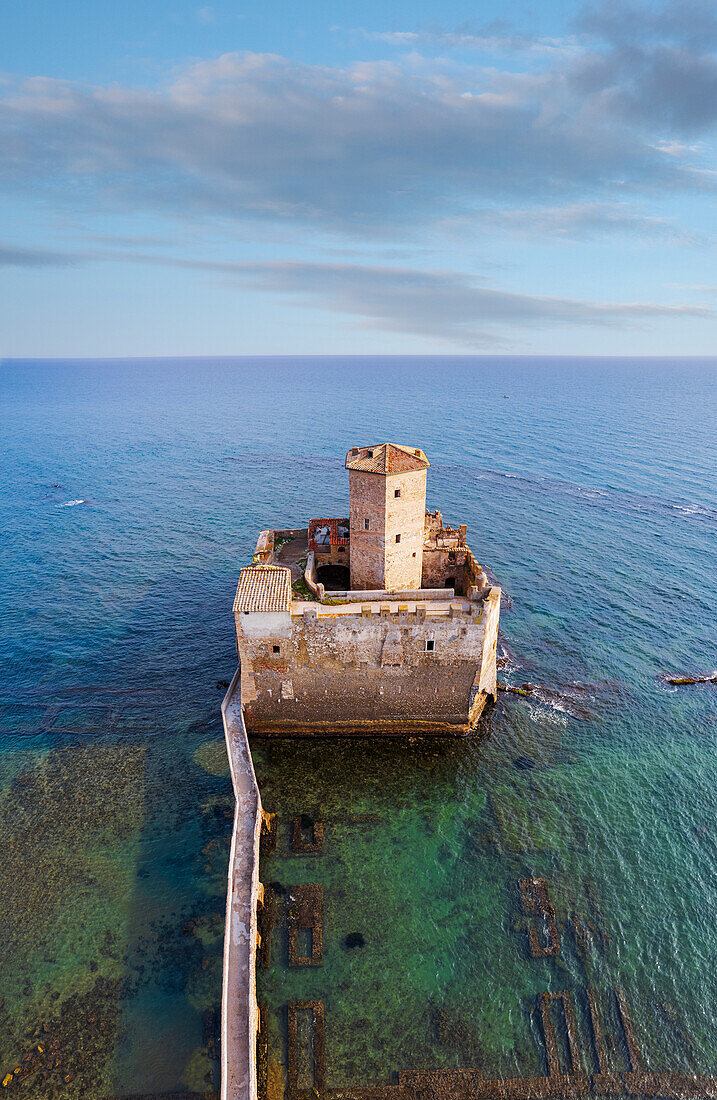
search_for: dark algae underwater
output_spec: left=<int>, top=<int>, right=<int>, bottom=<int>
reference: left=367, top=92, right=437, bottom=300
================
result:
left=0, top=356, right=715, bottom=1097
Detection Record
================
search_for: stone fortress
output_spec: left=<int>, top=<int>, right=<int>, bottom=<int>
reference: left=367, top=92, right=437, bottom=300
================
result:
left=232, top=443, right=501, bottom=735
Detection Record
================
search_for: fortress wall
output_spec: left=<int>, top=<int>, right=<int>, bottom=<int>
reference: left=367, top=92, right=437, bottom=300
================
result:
left=478, top=588, right=501, bottom=700
left=237, top=602, right=495, bottom=734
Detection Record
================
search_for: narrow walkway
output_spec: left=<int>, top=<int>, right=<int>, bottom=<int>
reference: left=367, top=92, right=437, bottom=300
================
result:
left=221, top=669, right=262, bottom=1100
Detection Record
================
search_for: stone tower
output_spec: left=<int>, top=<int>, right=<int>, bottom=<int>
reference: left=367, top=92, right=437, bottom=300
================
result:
left=345, top=443, right=430, bottom=591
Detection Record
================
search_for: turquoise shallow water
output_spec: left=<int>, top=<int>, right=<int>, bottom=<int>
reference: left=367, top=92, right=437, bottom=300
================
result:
left=0, top=356, right=715, bottom=1097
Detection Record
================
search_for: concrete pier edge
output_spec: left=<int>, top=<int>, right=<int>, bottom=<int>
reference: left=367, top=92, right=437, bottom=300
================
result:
left=221, top=667, right=262, bottom=1100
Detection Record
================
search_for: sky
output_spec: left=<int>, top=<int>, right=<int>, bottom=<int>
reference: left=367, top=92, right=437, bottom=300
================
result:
left=1, top=0, right=716, bottom=357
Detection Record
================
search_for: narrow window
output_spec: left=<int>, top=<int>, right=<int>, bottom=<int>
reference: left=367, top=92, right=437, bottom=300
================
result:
left=367, top=449, right=374, bottom=458
left=395, top=533, right=401, bottom=543
left=394, top=488, right=401, bottom=498
left=364, top=517, right=370, bottom=530
left=425, top=639, right=435, bottom=652
left=412, top=552, right=416, bottom=557
left=273, top=645, right=281, bottom=654
left=338, top=546, right=345, bottom=553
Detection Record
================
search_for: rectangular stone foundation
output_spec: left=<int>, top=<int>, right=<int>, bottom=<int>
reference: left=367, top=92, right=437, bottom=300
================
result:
left=287, top=1000, right=326, bottom=1098
left=288, top=883, right=323, bottom=966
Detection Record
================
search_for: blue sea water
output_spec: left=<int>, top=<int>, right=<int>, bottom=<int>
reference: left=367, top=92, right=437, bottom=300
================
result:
left=0, top=356, right=715, bottom=1098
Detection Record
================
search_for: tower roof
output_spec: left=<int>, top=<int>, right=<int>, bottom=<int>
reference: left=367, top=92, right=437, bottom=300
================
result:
left=345, top=443, right=430, bottom=475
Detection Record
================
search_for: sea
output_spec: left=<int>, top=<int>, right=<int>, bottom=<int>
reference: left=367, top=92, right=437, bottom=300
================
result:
left=0, top=356, right=715, bottom=1099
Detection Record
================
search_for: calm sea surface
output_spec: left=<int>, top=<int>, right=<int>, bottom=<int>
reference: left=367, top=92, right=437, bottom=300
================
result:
left=0, top=357, right=715, bottom=1098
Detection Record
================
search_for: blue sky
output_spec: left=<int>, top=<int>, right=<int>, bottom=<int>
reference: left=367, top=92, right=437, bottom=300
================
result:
left=1, top=0, right=716, bottom=356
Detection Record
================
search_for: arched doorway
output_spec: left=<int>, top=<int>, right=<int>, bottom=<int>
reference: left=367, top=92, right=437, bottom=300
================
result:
left=316, top=564, right=350, bottom=591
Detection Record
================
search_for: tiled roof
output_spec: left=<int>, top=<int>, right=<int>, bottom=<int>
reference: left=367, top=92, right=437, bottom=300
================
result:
left=233, top=566, right=292, bottom=614
left=345, top=443, right=430, bottom=474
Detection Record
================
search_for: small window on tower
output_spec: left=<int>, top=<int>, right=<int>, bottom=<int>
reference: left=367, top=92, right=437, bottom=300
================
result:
left=364, top=518, right=370, bottom=530
left=272, top=645, right=280, bottom=654
left=367, top=449, right=374, bottom=458
left=395, top=533, right=401, bottom=543
left=394, top=488, right=401, bottom=498
left=425, top=639, right=435, bottom=652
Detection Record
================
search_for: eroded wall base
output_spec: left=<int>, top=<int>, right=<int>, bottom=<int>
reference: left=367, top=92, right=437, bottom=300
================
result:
left=245, top=689, right=495, bottom=737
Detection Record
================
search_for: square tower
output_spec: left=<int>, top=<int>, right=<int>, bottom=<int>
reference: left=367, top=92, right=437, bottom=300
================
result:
left=345, top=444, right=430, bottom=591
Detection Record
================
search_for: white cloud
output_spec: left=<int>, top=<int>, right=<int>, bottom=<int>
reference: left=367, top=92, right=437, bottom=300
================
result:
left=0, top=47, right=712, bottom=238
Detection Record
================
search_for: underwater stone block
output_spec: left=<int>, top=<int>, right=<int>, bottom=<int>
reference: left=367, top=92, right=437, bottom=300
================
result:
left=538, top=990, right=584, bottom=1079
left=291, top=816, right=324, bottom=854
left=518, top=878, right=561, bottom=957
left=288, top=883, right=323, bottom=966
left=287, top=1000, right=325, bottom=1098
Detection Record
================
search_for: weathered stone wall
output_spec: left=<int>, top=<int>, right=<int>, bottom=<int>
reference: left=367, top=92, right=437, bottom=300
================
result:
left=348, top=468, right=426, bottom=591
left=235, top=598, right=497, bottom=735
left=421, top=548, right=468, bottom=593
left=383, top=468, right=426, bottom=591
left=348, top=470, right=387, bottom=589
left=478, top=587, right=500, bottom=699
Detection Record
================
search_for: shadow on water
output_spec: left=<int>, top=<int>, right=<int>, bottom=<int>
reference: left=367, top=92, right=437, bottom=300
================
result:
left=0, top=565, right=238, bottom=1099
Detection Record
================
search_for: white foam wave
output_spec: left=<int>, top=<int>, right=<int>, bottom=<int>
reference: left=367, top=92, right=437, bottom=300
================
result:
left=528, top=703, right=568, bottom=726
left=59, top=499, right=85, bottom=508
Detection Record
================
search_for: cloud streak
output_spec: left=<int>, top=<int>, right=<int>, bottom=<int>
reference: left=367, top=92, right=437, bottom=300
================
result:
left=0, top=242, right=84, bottom=267
left=441, top=202, right=704, bottom=243
left=154, top=258, right=711, bottom=346
left=362, top=28, right=582, bottom=59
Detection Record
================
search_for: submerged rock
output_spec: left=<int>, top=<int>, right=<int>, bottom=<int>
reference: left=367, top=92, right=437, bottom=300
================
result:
left=513, top=756, right=536, bottom=771
left=343, top=932, right=365, bottom=949
left=498, top=682, right=532, bottom=698
left=663, top=673, right=717, bottom=685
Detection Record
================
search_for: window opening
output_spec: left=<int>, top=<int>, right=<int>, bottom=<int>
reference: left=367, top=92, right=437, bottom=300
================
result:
left=395, top=534, right=401, bottom=543
left=425, top=639, right=435, bottom=652
left=394, top=488, right=401, bottom=498
left=364, top=518, right=370, bottom=530
left=273, top=645, right=281, bottom=654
